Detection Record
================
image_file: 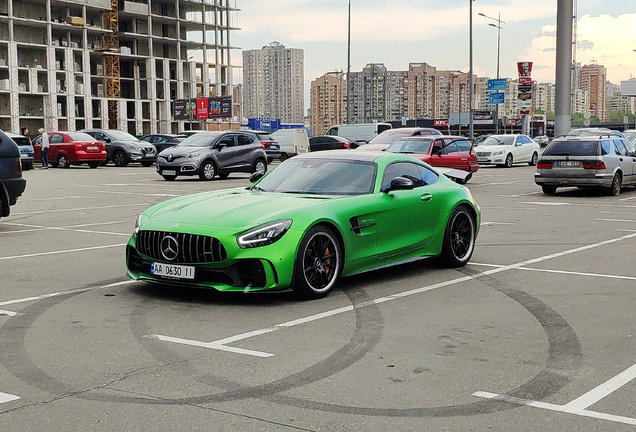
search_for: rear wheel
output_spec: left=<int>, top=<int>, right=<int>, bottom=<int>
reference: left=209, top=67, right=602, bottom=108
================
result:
left=218, top=173, right=230, bottom=179
left=280, top=152, right=289, bottom=162
left=112, top=151, right=128, bottom=167
left=529, top=152, right=538, bottom=166
left=252, top=158, right=267, bottom=174
left=438, top=205, right=476, bottom=268
left=88, top=162, right=99, bottom=169
left=293, top=224, right=342, bottom=300
left=57, top=154, right=70, bottom=168
left=608, top=173, right=622, bottom=196
left=542, top=185, right=557, bottom=195
left=199, top=161, right=216, bottom=180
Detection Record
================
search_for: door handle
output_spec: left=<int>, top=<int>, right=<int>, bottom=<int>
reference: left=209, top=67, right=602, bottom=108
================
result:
left=421, top=193, right=433, bottom=202
left=620, top=158, right=624, bottom=161
left=461, top=158, right=467, bottom=161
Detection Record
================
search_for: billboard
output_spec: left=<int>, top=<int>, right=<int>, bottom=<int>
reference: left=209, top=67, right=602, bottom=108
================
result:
left=517, top=62, right=533, bottom=77
left=172, top=97, right=233, bottom=120
left=621, top=80, right=636, bottom=96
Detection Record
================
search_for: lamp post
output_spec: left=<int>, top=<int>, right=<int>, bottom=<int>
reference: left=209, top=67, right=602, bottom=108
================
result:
left=479, top=12, right=504, bottom=134
left=346, top=0, right=351, bottom=124
left=468, top=0, right=474, bottom=139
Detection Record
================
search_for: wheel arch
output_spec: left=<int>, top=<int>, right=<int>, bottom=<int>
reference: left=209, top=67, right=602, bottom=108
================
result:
left=0, top=183, right=9, bottom=217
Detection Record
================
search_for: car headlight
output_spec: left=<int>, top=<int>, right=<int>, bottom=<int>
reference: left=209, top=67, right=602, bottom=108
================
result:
left=493, top=150, right=504, bottom=156
left=185, top=151, right=203, bottom=158
left=237, top=219, right=292, bottom=248
left=134, top=213, right=143, bottom=233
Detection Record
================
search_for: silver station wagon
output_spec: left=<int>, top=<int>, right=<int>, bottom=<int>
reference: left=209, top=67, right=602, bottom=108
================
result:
left=535, top=135, right=636, bottom=196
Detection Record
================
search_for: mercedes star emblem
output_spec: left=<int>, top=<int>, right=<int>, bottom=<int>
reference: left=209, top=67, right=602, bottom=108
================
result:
left=160, top=235, right=179, bottom=261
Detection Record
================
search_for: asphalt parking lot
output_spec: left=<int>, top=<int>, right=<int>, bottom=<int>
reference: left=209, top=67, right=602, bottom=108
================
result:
left=2, top=161, right=636, bottom=431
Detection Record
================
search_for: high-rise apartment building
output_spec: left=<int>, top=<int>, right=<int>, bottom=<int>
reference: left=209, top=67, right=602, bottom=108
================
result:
left=310, top=71, right=346, bottom=136
left=0, top=0, right=239, bottom=135
left=406, top=63, right=437, bottom=119
left=242, top=41, right=304, bottom=123
left=579, top=60, right=607, bottom=121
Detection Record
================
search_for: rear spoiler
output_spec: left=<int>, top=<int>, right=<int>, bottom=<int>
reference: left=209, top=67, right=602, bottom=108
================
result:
left=435, top=167, right=471, bottom=184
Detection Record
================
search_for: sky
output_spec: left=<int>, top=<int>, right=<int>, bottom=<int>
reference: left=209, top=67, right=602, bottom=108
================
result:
left=228, top=0, right=636, bottom=111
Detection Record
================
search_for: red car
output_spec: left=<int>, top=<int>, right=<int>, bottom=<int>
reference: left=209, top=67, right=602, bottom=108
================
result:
left=384, top=135, right=479, bottom=182
left=33, top=132, right=107, bottom=168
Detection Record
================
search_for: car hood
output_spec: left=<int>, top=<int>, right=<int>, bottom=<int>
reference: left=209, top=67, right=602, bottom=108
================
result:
left=476, top=145, right=511, bottom=151
left=115, top=140, right=145, bottom=147
left=159, top=146, right=209, bottom=157
left=144, top=187, right=339, bottom=229
left=356, top=144, right=388, bottom=151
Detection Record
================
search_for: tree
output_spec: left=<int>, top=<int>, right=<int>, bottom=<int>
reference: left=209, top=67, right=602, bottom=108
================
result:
left=546, top=111, right=555, bottom=121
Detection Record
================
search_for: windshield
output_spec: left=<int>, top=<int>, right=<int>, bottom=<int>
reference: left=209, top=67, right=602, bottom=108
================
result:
left=107, top=130, right=139, bottom=141
left=622, top=131, right=636, bottom=142
left=481, top=135, right=515, bottom=146
left=68, top=132, right=96, bottom=141
left=11, top=137, right=31, bottom=146
left=367, top=130, right=415, bottom=145
left=255, top=158, right=377, bottom=195
left=543, top=140, right=598, bottom=156
left=178, top=132, right=220, bottom=147
left=386, top=138, right=433, bottom=154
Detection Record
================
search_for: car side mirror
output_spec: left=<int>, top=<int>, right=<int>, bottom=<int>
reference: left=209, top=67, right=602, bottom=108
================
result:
left=250, top=171, right=264, bottom=183
left=103, top=137, right=111, bottom=143
left=434, top=149, right=442, bottom=156
left=217, top=143, right=227, bottom=150
left=384, top=176, right=415, bottom=193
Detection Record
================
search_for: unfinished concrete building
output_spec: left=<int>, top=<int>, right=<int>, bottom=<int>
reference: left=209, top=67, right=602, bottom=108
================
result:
left=0, top=0, right=240, bottom=136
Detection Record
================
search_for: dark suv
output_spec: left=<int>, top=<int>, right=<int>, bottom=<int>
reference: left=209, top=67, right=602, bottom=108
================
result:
left=80, top=129, right=157, bottom=167
left=156, top=131, right=268, bottom=181
left=0, top=130, right=27, bottom=220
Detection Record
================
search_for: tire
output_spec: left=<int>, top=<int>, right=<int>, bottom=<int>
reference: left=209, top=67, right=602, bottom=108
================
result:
left=529, top=152, right=538, bottom=166
left=504, top=153, right=513, bottom=168
left=218, top=173, right=230, bottom=179
left=88, top=162, right=99, bottom=169
left=608, top=173, right=622, bottom=196
left=162, top=174, right=177, bottom=181
left=57, top=154, right=70, bottom=168
left=100, top=160, right=109, bottom=166
left=112, top=150, right=129, bottom=167
left=438, top=205, right=476, bottom=268
left=293, top=224, right=342, bottom=300
left=280, top=153, right=289, bottom=162
left=252, top=158, right=267, bottom=174
left=198, top=161, right=216, bottom=180
left=141, top=161, right=153, bottom=167
left=542, top=185, right=557, bottom=195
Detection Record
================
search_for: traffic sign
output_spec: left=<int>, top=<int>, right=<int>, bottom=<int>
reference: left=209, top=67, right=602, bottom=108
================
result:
left=488, top=92, right=505, bottom=104
left=487, top=79, right=507, bottom=91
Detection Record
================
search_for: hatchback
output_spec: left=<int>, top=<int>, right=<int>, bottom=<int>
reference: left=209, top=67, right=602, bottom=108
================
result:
left=242, top=130, right=281, bottom=162
left=156, top=131, right=267, bottom=181
left=535, top=135, right=635, bottom=195
left=139, top=134, right=186, bottom=153
left=33, top=132, right=106, bottom=168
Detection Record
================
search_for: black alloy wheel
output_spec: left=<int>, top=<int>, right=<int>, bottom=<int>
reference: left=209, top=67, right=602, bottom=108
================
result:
left=293, top=225, right=342, bottom=300
left=112, top=150, right=129, bottom=167
left=438, top=206, right=476, bottom=268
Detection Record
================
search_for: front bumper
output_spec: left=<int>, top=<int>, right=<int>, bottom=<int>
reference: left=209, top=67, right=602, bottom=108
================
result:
left=125, top=225, right=303, bottom=292
left=534, top=172, right=614, bottom=187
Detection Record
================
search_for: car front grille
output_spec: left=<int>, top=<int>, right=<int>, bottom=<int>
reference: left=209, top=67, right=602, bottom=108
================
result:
left=136, top=230, right=227, bottom=263
left=476, top=151, right=491, bottom=157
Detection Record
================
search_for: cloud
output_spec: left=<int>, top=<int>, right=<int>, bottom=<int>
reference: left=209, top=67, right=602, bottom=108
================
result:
left=522, top=13, right=636, bottom=83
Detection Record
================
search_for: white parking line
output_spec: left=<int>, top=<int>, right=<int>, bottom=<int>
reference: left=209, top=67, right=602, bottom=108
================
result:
left=0, top=310, right=17, bottom=317
left=518, top=201, right=570, bottom=206
left=11, top=203, right=148, bottom=216
left=471, top=263, right=636, bottom=282
left=19, top=196, right=100, bottom=202
left=564, top=363, right=636, bottom=411
left=0, top=392, right=20, bottom=405
left=96, top=191, right=179, bottom=198
left=0, top=244, right=127, bottom=261
left=152, top=232, right=636, bottom=357
left=596, top=218, right=636, bottom=223
left=481, top=221, right=518, bottom=226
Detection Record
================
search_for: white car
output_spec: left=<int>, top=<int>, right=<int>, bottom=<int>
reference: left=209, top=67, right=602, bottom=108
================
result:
left=475, top=134, right=540, bottom=167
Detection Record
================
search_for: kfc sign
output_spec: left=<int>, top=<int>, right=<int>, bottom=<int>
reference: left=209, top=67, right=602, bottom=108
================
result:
left=517, top=62, right=533, bottom=78
left=434, top=120, right=449, bottom=127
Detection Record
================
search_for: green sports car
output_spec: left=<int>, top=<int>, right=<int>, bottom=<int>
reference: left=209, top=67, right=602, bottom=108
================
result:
left=126, top=150, right=480, bottom=299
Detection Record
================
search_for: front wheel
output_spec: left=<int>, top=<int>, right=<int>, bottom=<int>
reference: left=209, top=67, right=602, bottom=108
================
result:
left=529, top=152, right=538, bottom=166
left=438, top=206, right=476, bottom=268
left=57, top=154, right=70, bottom=168
left=199, top=161, right=216, bottom=180
left=293, top=225, right=342, bottom=300
left=504, top=153, right=513, bottom=168
left=112, top=150, right=129, bottom=167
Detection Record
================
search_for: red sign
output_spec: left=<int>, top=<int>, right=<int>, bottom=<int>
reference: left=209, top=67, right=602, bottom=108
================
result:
left=519, top=77, right=532, bottom=85
left=517, top=61, right=533, bottom=78
left=196, top=98, right=208, bottom=120
left=434, top=120, right=449, bottom=127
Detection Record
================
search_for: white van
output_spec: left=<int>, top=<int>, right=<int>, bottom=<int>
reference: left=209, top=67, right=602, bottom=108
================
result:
left=325, top=122, right=392, bottom=143
left=271, top=128, right=310, bottom=161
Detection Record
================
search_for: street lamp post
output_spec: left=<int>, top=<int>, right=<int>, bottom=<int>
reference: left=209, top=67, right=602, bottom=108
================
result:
left=479, top=12, right=505, bottom=134
left=468, top=0, right=474, bottom=140
left=346, top=0, right=351, bottom=124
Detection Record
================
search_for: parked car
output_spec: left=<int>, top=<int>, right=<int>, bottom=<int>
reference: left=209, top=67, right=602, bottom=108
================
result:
left=535, top=135, right=636, bottom=195
left=385, top=136, right=478, bottom=183
left=474, top=134, right=540, bottom=167
left=309, top=135, right=358, bottom=152
left=242, top=130, right=281, bottom=162
left=623, top=129, right=636, bottom=146
left=567, top=127, right=625, bottom=138
left=5, top=132, right=34, bottom=170
left=533, top=135, right=550, bottom=147
left=271, top=128, right=310, bottom=161
left=178, top=130, right=208, bottom=138
left=79, top=129, right=157, bottom=167
left=0, top=130, right=27, bottom=220
left=357, top=127, right=443, bottom=151
left=33, top=132, right=107, bottom=168
left=155, top=131, right=267, bottom=181
left=127, top=150, right=480, bottom=299
left=325, top=122, right=392, bottom=143
left=139, top=134, right=186, bottom=153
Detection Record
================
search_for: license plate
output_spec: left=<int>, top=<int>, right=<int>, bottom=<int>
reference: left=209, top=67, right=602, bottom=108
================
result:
left=151, top=262, right=195, bottom=280
left=162, top=170, right=176, bottom=176
left=477, top=158, right=488, bottom=162
left=87, top=146, right=98, bottom=150
left=556, top=161, right=580, bottom=167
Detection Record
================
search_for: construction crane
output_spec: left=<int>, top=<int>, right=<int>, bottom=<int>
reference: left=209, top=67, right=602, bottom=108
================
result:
left=103, top=0, right=120, bottom=129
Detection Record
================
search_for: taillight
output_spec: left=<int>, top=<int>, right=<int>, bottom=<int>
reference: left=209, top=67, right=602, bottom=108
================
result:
left=15, top=159, right=22, bottom=174
left=344, top=142, right=350, bottom=148
left=261, top=143, right=266, bottom=149
left=583, top=161, right=606, bottom=170
left=75, top=143, right=83, bottom=151
left=537, top=161, right=552, bottom=169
